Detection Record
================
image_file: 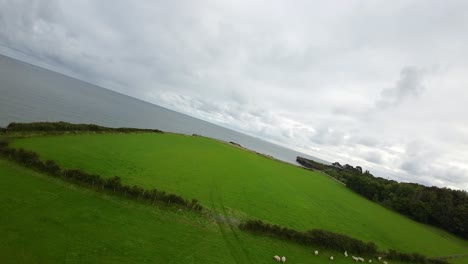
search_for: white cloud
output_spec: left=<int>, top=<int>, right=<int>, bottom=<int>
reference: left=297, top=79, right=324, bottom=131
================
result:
left=1, top=0, right=468, bottom=189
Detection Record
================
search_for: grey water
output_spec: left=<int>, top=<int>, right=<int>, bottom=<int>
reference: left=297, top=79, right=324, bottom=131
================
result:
left=0, top=54, right=326, bottom=165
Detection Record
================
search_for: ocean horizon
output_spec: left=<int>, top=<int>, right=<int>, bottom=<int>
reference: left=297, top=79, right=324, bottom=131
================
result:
left=0, top=54, right=327, bottom=166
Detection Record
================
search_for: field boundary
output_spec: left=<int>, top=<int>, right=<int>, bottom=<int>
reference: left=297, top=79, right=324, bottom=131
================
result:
left=433, top=254, right=468, bottom=260
left=0, top=122, right=458, bottom=264
left=0, top=139, right=203, bottom=212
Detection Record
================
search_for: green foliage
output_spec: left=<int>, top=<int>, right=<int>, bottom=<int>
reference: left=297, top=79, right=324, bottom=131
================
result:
left=0, top=142, right=202, bottom=212
left=5, top=121, right=163, bottom=133
left=3, top=159, right=370, bottom=264
left=296, top=156, right=329, bottom=171
left=240, top=219, right=377, bottom=254
left=298, top=156, right=468, bottom=240
left=240, top=220, right=449, bottom=264
left=386, top=249, right=449, bottom=264
left=11, top=133, right=468, bottom=256
left=0, top=138, right=9, bottom=148
left=0, top=122, right=463, bottom=263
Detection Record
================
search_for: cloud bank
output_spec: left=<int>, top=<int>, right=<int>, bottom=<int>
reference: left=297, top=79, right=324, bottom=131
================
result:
left=1, top=0, right=468, bottom=190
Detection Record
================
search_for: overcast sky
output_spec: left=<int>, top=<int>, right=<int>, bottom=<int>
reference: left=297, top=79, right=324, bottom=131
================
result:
left=1, top=0, right=468, bottom=190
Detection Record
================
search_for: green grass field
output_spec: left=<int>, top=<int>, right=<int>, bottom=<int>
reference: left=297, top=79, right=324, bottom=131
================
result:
left=1, top=158, right=399, bottom=264
left=10, top=133, right=468, bottom=258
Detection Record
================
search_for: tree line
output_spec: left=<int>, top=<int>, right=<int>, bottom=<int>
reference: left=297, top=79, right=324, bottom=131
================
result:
left=240, top=219, right=377, bottom=254
left=297, top=157, right=468, bottom=240
left=4, top=121, right=163, bottom=133
left=240, top=219, right=447, bottom=264
left=0, top=139, right=202, bottom=211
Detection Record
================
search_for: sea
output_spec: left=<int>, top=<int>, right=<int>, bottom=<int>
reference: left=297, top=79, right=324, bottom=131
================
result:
left=0, top=54, right=326, bottom=166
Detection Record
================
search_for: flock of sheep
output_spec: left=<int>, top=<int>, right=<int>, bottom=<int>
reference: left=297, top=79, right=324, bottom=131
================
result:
left=273, top=250, right=388, bottom=263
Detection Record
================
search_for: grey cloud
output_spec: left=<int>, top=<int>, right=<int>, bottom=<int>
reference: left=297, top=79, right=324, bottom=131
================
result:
left=399, top=140, right=439, bottom=174
left=353, top=136, right=380, bottom=147
left=375, top=67, right=426, bottom=109
left=435, top=166, right=468, bottom=185
left=396, top=140, right=468, bottom=188
left=400, top=161, right=422, bottom=175
left=0, top=0, right=61, bottom=35
left=2, top=0, right=468, bottom=189
left=401, top=161, right=468, bottom=189
left=363, top=151, right=384, bottom=165
left=310, top=127, right=345, bottom=146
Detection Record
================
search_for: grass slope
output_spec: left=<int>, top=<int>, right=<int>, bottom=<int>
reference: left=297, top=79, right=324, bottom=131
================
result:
left=1, top=158, right=384, bottom=264
left=12, top=133, right=468, bottom=256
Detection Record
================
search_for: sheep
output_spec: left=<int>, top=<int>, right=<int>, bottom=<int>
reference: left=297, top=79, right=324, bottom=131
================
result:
left=273, top=255, right=281, bottom=262
left=383, top=262, right=387, bottom=264
left=344, top=251, right=348, bottom=257
left=330, top=256, right=334, bottom=261
left=281, top=256, right=286, bottom=263
left=314, top=250, right=319, bottom=256
left=369, top=260, right=372, bottom=263
left=378, top=257, right=382, bottom=261
left=352, top=256, right=359, bottom=262
left=357, top=257, right=365, bottom=263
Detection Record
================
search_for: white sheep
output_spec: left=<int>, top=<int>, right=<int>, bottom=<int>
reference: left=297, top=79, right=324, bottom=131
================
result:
left=357, top=257, right=365, bottom=263
left=273, top=255, right=281, bottom=262
left=369, top=260, right=372, bottom=263
left=352, top=256, right=359, bottom=262
left=378, top=257, right=382, bottom=261
left=383, top=262, right=387, bottom=264
left=344, top=251, right=348, bottom=257
left=314, top=250, right=319, bottom=256
left=330, top=256, right=334, bottom=261
left=281, top=256, right=286, bottom=263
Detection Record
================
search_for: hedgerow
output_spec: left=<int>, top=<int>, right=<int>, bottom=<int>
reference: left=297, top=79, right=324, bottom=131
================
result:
left=239, top=219, right=448, bottom=264
left=0, top=141, right=202, bottom=211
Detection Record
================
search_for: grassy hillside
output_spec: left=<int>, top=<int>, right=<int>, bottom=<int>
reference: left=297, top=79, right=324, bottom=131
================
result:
left=1, top=158, right=386, bottom=264
left=11, top=133, right=468, bottom=256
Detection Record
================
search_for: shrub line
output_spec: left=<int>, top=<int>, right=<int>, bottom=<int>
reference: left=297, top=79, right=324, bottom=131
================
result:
left=4, top=121, right=164, bottom=134
left=0, top=122, right=452, bottom=263
left=0, top=140, right=202, bottom=212
left=297, top=156, right=468, bottom=241
left=240, top=219, right=448, bottom=264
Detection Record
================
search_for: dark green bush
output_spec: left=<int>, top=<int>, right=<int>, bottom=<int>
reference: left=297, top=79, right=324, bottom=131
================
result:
left=297, top=156, right=468, bottom=240
left=0, top=142, right=202, bottom=212
left=385, top=249, right=448, bottom=264
left=6, top=121, right=163, bottom=133
left=0, top=138, right=8, bottom=148
left=240, top=219, right=376, bottom=254
left=240, top=219, right=448, bottom=264
left=296, top=156, right=329, bottom=170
